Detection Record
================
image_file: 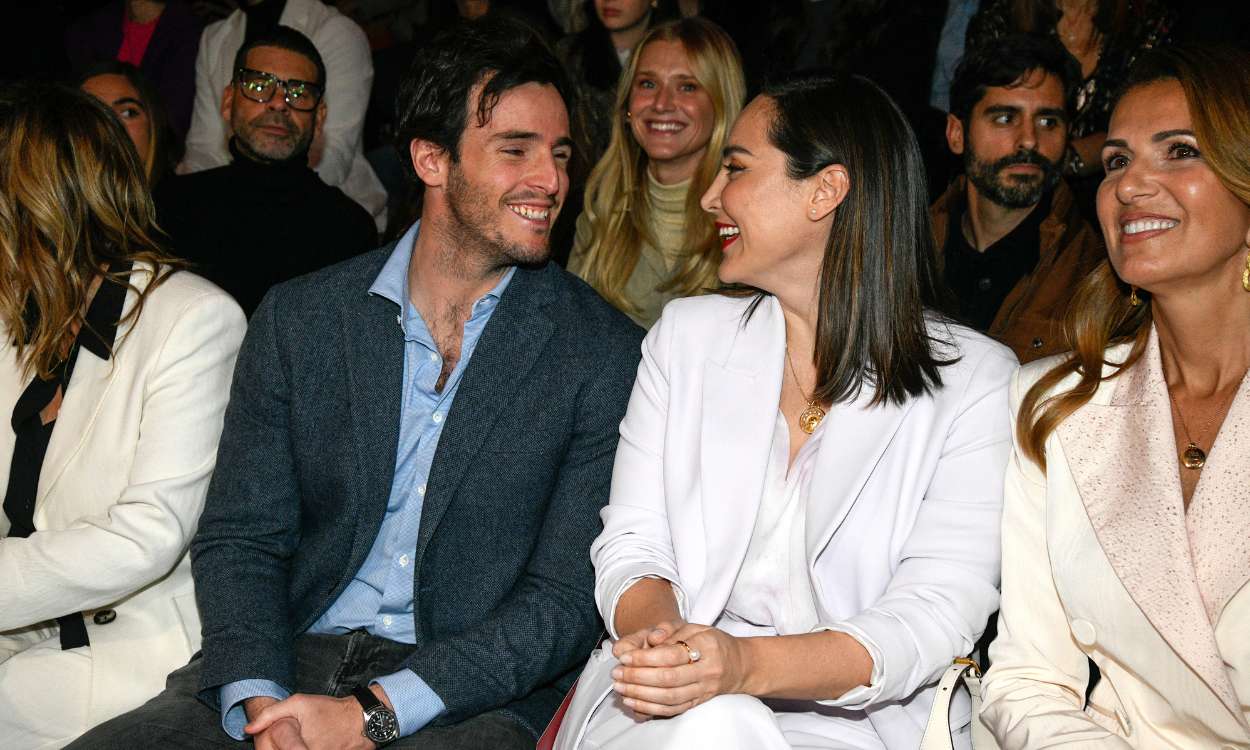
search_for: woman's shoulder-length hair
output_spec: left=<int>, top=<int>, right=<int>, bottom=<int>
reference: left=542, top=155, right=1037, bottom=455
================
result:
left=0, top=81, right=184, bottom=381
left=730, top=74, right=957, bottom=408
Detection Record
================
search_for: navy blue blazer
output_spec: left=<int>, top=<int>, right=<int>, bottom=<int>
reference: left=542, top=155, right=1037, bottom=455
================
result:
left=189, top=245, right=643, bottom=737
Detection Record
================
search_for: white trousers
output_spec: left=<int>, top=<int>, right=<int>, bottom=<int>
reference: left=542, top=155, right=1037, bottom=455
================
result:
left=0, top=626, right=92, bottom=750
left=559, top=643, right=891, bottom=750
left=580, top=692, right=889, bottom=750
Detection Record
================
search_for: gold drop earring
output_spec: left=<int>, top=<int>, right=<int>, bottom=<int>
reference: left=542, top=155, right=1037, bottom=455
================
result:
left=1242, top=250, right=1250, bottom=292
left=1129, top=286, right=1141, bottom=306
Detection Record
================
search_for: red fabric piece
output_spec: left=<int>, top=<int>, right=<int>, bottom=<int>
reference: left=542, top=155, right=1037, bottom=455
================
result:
left=117, top=12, right=160, bottom=67
left=536, top=682, right=577, bottom=750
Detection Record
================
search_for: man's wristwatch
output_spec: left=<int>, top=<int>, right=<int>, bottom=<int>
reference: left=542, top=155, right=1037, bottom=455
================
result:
left=352, top=685, right=400, bottom=746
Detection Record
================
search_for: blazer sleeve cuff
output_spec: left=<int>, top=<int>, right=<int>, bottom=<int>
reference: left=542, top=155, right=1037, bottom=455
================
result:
left=600, top=569, right=689, bottom=640
left=810, top=614, right=902, bottom=708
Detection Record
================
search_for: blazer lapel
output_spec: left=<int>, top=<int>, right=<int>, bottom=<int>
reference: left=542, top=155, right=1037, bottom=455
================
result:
left=414, top=267, right=555, bottom=566
left=804, top=389, right=913, bottom=564
left=694, top=296, right=784, bottom=620
left=343, top=292, right=405, bottom=569
left=36, top=350, right=116, bottom=505
left=1057, top=329, right=1240, bottom=712
left=1186, top=372, right=1250, bottom=628
left=38, top=271, right=138, bottom=505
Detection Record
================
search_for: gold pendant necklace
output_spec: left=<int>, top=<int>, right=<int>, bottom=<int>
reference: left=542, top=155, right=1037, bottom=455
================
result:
left=1167, top=379, right=1242, bottom=471
left=785, top=346, right=825, bottom=434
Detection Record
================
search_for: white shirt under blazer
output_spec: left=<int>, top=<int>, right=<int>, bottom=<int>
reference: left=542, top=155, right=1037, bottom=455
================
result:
left=981, top=329, right=1250, bottom=748
left=0, top=267, right=245, bottom=745
left=588, top=293, right=1017, bottom=748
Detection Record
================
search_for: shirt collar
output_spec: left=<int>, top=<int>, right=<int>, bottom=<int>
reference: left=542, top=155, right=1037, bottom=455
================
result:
left=80, top=261, right=133, bottom=361
left=368, top=220, right=517, bottom=316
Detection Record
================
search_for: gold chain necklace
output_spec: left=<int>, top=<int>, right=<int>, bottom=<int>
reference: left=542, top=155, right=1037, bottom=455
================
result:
left=784, top=346, right=826, bottom=434
left=1167, top=381, right=1241, bottom=470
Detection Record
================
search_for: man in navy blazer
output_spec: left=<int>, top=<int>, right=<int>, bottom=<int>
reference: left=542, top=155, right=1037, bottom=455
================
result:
left=71, top=17, right=642, bottom=750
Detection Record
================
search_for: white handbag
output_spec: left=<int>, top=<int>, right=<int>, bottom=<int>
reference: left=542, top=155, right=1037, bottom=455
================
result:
left=919, top=658, right=1002, bottom=750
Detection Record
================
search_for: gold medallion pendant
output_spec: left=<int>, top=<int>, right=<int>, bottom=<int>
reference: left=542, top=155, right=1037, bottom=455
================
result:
left=799, top=403, right=826, bottom=434
left=1181, top=442, right=1207, bottom=470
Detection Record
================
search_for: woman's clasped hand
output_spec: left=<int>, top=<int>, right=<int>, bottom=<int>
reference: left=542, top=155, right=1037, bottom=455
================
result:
left=610, top=622, right=753, bottom=717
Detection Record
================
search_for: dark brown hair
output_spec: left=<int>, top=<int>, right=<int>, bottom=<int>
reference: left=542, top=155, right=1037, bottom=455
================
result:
left=732, top=75, right=956, bottom=407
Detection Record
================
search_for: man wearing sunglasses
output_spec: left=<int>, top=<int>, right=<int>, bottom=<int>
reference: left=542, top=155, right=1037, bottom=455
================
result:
left=154, top=26, right=376, bottom=317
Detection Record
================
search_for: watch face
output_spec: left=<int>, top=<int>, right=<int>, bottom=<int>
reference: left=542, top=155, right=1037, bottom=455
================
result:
left=364, top=708, right=400, bottom=743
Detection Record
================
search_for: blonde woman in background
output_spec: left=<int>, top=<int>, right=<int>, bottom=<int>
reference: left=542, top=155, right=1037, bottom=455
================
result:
left=569, top=17, right=745, bottom=328
left=0, top=83, right=244, bottom=748
left=981, top=45, right=1250, bottom=748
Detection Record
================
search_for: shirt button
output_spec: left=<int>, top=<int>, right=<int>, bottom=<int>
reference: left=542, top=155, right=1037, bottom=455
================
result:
left=382, top=615, right=393, bottom=628
left=976, top=277, right=993, bottom=291
left=418, top=484, right=426, bottom=495
left=398, top=554, right=409, bottom=567
left=428, top=352, right=438, bottom=361
left=432, top=412, right=443, bottom=423
left=1070, top=619, right=1097, bottom=647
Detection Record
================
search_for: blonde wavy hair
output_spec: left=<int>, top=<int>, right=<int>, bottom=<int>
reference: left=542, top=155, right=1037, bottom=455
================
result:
left=577, top=17, right=746, bottom=316
left=0, top=83, right=184, bottom=381
left=1019, top=45, right=1250, bottom=467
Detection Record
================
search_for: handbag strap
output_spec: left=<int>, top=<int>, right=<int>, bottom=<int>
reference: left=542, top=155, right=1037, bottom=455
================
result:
left=920, top=658, right=986, bottom=750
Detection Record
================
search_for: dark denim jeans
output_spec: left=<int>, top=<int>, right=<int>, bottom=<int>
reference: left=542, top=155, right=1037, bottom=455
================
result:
left=67, top=631, right=532, bottom=749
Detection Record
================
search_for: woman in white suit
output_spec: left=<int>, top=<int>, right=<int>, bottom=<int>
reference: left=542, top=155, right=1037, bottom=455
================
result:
left=0, top=83, right=245, bottom=748
left=981, top=45, right=1250, bottom=748
left=555, top=75, right=1017, bottom=749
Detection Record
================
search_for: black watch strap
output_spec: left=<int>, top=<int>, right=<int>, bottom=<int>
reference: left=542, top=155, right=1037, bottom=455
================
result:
left=352, top=685, right=400, bottom=746
left=352, top=685, right=384, bottom=713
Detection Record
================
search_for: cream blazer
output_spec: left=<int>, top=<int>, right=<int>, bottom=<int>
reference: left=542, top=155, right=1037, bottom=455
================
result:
left=0, top=268, right=245, bottom=726
left=591, top=294, right=1017, bottom=748
left=981, top=328, right=1250, bottom=749
left=179, top=0, right=387, bottom=231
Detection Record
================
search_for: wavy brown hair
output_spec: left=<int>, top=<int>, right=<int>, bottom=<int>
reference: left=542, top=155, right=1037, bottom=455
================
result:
left=0, top=82, right=184, bottom=381
left=1018, top=45, right=1250, bottom=467
left=576, top=17, right=746, bottom=317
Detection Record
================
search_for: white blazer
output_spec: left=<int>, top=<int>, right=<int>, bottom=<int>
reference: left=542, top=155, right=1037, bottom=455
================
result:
left=0, top=268, right=245, bottom=727
left=591, top=294, right=1016, bottom=748
left=179, top=0, right=387, bottom=231
left=981, top=329, right=1250, bottom=748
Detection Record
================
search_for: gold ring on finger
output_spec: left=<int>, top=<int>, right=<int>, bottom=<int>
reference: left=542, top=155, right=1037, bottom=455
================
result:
left=674, top=639, right=701, bottom=663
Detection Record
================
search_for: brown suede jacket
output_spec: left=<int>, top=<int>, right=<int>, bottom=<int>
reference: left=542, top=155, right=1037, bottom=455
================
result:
left=931, top=177, right=1106, bottom=363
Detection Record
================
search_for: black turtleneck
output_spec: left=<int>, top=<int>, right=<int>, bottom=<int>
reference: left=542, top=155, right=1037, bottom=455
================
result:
left=154, top=139, right=377, bottom=316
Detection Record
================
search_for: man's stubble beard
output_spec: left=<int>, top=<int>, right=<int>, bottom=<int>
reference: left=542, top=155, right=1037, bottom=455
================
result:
left=234, top=110, right=313, bottom=163
left=444, top=163, right=553, bottom=270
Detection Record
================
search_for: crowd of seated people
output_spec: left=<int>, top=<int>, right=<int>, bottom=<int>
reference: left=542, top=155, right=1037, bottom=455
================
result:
left=1, top=2, right=1248, bottom=749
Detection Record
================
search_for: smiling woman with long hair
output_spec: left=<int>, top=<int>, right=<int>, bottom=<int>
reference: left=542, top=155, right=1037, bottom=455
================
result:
left=568, top=17, right=745, bottom=328
left=980, top=45, right=1250, bottom=748
left=554, top=74, right=1015, bottom=749
left=0, top=82, right=244, bottom=747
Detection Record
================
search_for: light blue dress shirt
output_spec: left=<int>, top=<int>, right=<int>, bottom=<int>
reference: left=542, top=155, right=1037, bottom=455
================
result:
left=219, top=221, right=515, bottom=740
